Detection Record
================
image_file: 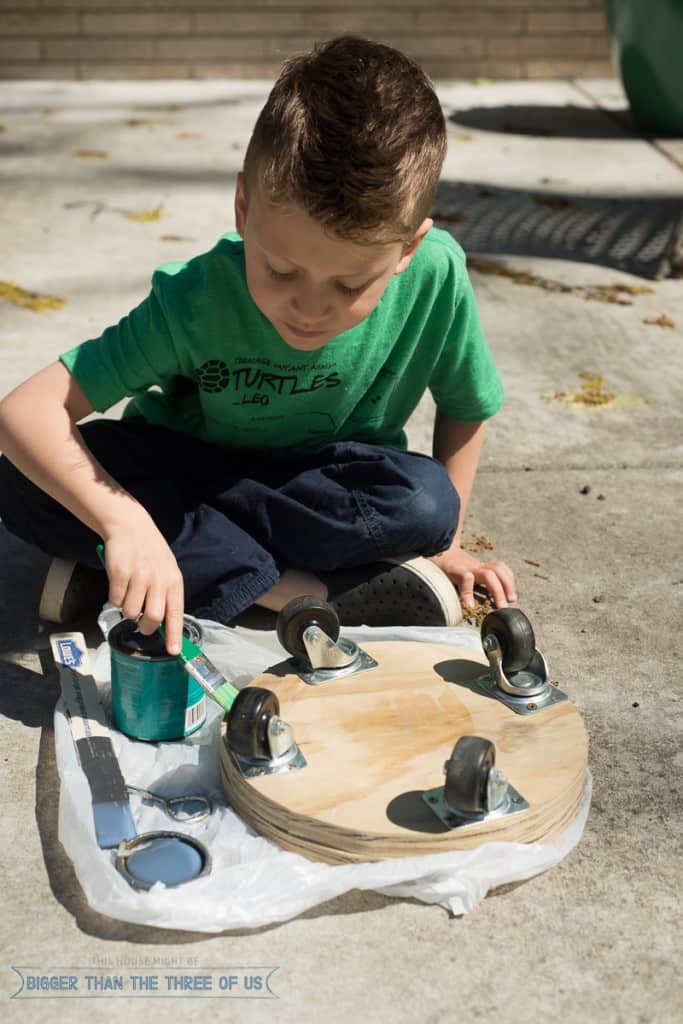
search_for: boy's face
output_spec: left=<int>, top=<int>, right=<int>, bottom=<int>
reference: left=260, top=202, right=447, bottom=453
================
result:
left=235, top=174, right=431, bottom=351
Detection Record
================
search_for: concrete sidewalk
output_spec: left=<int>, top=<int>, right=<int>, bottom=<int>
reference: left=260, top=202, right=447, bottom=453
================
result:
left=0, top=78, right=681, bottom=1023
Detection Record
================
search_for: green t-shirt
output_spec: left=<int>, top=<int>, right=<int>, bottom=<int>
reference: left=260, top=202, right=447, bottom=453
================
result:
left=61, top=228, right=503, bottom=453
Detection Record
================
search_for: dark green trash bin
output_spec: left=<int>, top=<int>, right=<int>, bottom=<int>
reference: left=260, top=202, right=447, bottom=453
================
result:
left=605, top=0, right=683, bottom=135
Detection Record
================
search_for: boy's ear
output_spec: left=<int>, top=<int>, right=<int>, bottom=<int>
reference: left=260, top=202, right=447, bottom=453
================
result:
left=234, top=172, right=247, bottom=236
left=394, top=218, right=433, bottom=275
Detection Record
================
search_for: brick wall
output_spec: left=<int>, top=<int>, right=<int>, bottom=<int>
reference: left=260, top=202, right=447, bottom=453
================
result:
left=0, top=0, right=612, bottom=80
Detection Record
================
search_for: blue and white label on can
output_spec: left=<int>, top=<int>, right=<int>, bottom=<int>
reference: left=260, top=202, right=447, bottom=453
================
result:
left=56, top=637, right=85, bottom=669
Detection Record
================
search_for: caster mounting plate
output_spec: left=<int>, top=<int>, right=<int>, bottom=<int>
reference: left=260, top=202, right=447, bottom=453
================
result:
left=422, top=782, right=529, bottom=830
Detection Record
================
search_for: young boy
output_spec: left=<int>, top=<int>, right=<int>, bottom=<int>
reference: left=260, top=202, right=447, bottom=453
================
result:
left=0, top=36, right=516, bottom=656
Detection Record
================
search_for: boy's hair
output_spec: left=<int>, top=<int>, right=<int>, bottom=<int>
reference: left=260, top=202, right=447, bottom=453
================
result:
left=242, top=36, right=447, bottom=245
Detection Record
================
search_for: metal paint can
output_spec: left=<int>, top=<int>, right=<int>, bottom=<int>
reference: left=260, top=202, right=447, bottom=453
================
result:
left=109, top=619, right=207, bottom=741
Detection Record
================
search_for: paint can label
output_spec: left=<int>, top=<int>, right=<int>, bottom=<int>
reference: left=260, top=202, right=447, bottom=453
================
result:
left=185, top=696, right=207, bottom=734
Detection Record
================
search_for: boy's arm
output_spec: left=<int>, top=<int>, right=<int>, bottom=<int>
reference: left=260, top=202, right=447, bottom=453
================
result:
left=0, top=361, right=185, bottom=654
left=429, top=410, right=517, bottom=609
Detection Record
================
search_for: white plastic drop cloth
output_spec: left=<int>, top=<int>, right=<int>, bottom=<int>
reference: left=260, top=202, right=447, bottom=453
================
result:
left=54, top=615, right=591, bottom=932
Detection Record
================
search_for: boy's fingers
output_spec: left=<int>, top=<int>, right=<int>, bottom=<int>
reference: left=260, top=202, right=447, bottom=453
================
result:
left=136, top=585, right=166, bottom=636
left=163, top=585, right=185, bottom=656
left=484, top=562, right=517, bottom=605
left=107, top=565, right=130, bottom=608
left=120, top=576, right=148, bottom=622
left=457, top=570, right=476, bottom=609
left=479, top=570, right=508, bottom=608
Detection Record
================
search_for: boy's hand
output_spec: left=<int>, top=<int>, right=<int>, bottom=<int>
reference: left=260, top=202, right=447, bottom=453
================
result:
left=428, top=545, right=517, bottom=611
left=101, top=524, right=185, bottom=655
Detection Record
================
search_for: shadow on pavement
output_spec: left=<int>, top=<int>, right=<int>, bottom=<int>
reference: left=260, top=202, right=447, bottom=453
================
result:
left=433, top=180, right=683, bottom=279
left=447, top=102, right=638, bottom=140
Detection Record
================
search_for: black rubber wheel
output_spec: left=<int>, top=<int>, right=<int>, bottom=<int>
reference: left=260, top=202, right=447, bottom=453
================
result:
left=481, top=608, right=536, bottom=673
left=444, top=735, right=496, bottom=815
left=226, top=686, right=280, bottom=760
left=276, top=596, right=340, bottom=660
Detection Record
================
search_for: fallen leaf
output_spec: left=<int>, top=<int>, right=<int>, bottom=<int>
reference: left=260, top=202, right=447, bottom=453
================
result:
left=454, top=133, right=473, bottom=142
left=584, top=291, right=632, bottom=306
left=468, top=258, right=573, bottom=294
left=160, top=233, right=195, bottom=242
left=463, top=534, right=493, bottom=553
left=124, top=203, right=164, bottom=222
left=554, top=372, right=616, bottom=407
left=468, top=257, right=657, bottom=306
left=643, top=314, right=675, bottom=328
left=124, top=118, right=158, bottom=128
left=178, top=131, right=201, bottom=140
left=65, top=198, right=166, bottom=223
left=523, top=559, right=541, bottom=567
left=546, top=371, right=647, bottom=411
left=599, top=283, right=654, bottom=297
left=0, top=280, right=65, bottom=312
left=72, top=149, right=109, bottom=159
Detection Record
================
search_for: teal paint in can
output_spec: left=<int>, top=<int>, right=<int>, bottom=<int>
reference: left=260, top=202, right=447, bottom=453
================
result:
left=110, top=619, right=207, bottom=741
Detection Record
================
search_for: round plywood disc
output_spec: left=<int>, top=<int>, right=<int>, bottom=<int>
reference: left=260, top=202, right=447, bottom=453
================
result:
left=220, top=641, right=588, bottom=864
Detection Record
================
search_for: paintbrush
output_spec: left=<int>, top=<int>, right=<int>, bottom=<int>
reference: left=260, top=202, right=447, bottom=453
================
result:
left=158, top=625, right=239, bottom=713
left=51, top=631, right=138, bottom=849
left=96, top=544, right=239, bottom=713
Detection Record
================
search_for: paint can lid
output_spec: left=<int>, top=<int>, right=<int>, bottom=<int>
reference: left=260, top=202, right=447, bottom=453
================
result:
left=115, top=831, right=211, bottom=890
left=109, top=619, right=201, bottom=661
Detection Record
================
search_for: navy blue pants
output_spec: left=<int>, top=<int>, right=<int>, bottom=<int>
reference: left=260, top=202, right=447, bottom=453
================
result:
left=0, top=419, right=460, bottom=623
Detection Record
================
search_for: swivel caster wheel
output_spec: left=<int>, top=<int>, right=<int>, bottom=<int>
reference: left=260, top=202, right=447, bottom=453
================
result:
left=276, top=596, right=340, bottom=660
left=225, top=684, right=306, bottom=776
left=424, top=735, right=529, bottom=827
left=477, top=608, right=568, bottom=714
left=481, top=608, right=536, bottom=673
left=444, top=735, right=497, bottom=815
left=226, top=687, right=281, bottom=761
left=276, top=597, right=377, bottom=684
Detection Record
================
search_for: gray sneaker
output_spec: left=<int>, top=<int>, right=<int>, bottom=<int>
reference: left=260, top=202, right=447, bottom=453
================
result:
left=38, top=558, right=109, bottom=623
left=322, top=555, right=462, bottom=628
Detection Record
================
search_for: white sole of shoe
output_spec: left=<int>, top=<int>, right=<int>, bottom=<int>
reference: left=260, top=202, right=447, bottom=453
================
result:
left=38, top=558, right=77, bottom=623
left=385, top=554, right=463, bottom=626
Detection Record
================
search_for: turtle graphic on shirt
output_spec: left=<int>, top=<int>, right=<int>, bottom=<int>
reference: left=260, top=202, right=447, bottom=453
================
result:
left=193, top=359, right=230, bottom=393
